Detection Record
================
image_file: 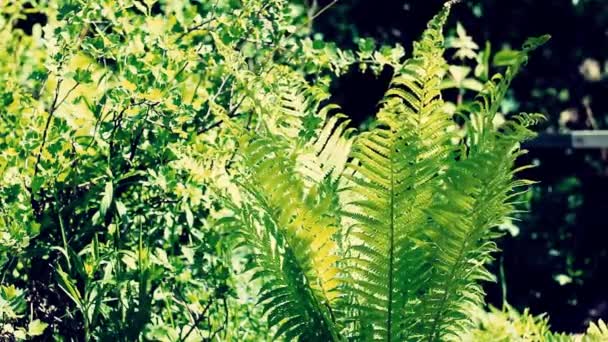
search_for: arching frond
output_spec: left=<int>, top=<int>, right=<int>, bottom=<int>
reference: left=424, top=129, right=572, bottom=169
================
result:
left=234, top=134, right=340, bottom=340
left=221, top=100, right=354, bottom=340
left=416, top=40, right=548, bottom=342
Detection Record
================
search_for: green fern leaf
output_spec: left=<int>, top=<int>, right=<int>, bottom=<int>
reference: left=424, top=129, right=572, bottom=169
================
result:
left=341, top=4, right=456, bottom=341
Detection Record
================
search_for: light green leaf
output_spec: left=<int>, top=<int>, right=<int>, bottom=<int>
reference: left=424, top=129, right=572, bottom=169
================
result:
left=185, top=206, right=194, bottom=228
left=14, top=328, right=27, bottom=340
left=554, top=274, right=572, bottom=286
left=448, top=65, right=471, bottom=86
left=56, top=267, right=83, bottom=309
left=27, top=319, right=48, bottom=337
left=100, top=181, right=113, bottom=216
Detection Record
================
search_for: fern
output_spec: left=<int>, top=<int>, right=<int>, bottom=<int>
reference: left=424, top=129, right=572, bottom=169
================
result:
left=218, top=2, right=556, bottom=341
left=412, top=36, right=547, bottom=342
left=341, top=6, right=455, bottom=341
left=217, top=79, right=354, bottom=340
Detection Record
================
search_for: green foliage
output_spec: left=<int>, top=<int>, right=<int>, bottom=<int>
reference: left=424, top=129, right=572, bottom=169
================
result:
left=0, top=0, right=604, bottom=340
left=461, top=305, right=553, bottom=341
left=0, top=0, right=351, bottom=339
left=0, top=0, right=408, bottom=339
left=462, top=305, right=608, bottom=342
left=216, top=2, right=596, bottom=341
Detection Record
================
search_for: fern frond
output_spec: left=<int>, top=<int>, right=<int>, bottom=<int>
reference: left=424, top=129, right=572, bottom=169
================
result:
left=340, top=4, right=547, bottom=341
left=417, top=39, right=548, bottom=342
left=235, top=187, right=339, bottom=339
left=298, top=109, right=355, bottom=188
left=263, top=77, right=331, bottom=140
left=341, top=5, right=456, bottom=341
left=223, top=102, right=354, bottom=340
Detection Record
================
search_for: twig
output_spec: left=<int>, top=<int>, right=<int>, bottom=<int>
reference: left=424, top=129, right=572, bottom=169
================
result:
left=55, top=81, right=81, bottom=110
left=180, top=298, right=214, bottom=342
left=209, top=298, right=229, bottom=341
left=34, top=78, right=63, bottom=177
left=128, top=106, right=152, bottom=162
left=33, top=76, right=80, bottom=177
left=172, top=291, right=197, bottom=324
left=108, top=106, right=128, bottom=161
left=310, top=0, right=339, bottom=22
left=174, top=0, right=220, bottom=43
left=196, top=96, right=246, bottom=135
left=200, top=76, right=233, bottom=121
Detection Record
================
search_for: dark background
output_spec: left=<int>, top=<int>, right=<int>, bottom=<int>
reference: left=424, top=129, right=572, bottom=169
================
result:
left=310, top=0, right=608, bottom=333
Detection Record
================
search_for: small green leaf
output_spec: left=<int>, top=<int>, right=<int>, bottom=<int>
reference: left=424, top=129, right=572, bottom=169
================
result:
left=357, top=38, right=375, bottom=53
left=31, top=176, right=44, bottom=194
left=1, top=92, right=14, bottom=106
left=14, top=328, right=27, bottom=340
left=242, top=42, right=256, bottom=58
left=312, top=39, right=325, bottom=50
left=74, top=68, right=93, bottom=84
left=27, top=319, right=48, bottom=337
left=185, top=206, right=194, bottom=228
left=2, top=284, right=20, bottom=299
left=58, top=3, right=80, bottom=20
left=523, top=34, right=551, bottom=51
left=100, top=181, right=113, bottom=216
left=493, top=49, right=524, bottom=67
left=448, top=65, right=471, bottom=86
left=554, top=274, right=572, bottom=286
left=115, top=200, right=127, bottom=217
left=181, top=246, right=195, bottom=264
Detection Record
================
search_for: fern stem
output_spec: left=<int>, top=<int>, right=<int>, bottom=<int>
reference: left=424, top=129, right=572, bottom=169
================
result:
left=386, top=153, right=395, bottom=342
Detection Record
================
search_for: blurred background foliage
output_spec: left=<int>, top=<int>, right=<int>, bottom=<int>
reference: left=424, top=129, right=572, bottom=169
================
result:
left=304, top=0, right=608, bottom=333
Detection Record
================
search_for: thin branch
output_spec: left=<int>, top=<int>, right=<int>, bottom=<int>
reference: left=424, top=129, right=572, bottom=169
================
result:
left=33, top=75, right=81, bottom=178
left=128, top=106, right=152, bottom=162
left=201, top=76, right=232, bottom=120
left=196, top=96, right=246, bottom=135
left=209, top=298, right=229, bottom=341
left=310, top=0, right=339, bottom=22
left=55, top=81, right=81, bottom=111
left=172, top=291, right=197, bottom=324
left=108, top=106, right=128, bottom=162
left=180, top=298, right=214, bottom=342
left=34, top=78, right=63, bottom=177
left=174, top=0, right=220, bottom=43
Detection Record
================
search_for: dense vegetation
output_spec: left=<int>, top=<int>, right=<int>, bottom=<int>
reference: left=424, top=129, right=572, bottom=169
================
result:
left=0, top=0, right=605, bottom=340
